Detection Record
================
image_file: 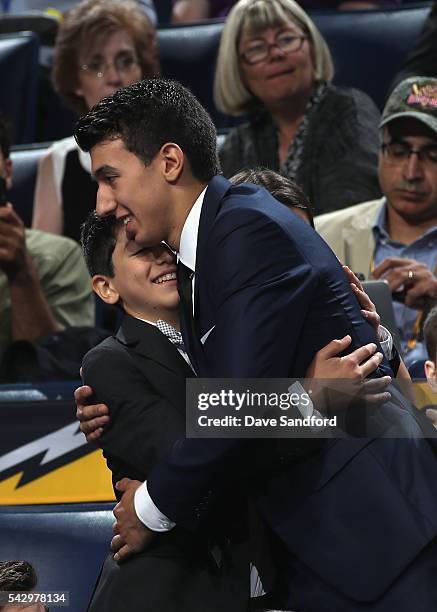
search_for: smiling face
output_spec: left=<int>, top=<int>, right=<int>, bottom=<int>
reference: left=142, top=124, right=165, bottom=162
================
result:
left=93, top=224, right=179, bottom=325
left=75, top=29, right=142, bottom=111
left=238, top=18, right=314, bottom=111
left=379, top=119, right=437, bottom=225
left=91, top=138, right=175, bottom=248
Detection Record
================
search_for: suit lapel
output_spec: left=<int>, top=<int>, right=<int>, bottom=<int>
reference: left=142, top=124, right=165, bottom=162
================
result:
left=194, top=175, right=232, bottom=332
left=346, top=212, right=377, bottom=278
left=116, top=315, right=193, bottom=378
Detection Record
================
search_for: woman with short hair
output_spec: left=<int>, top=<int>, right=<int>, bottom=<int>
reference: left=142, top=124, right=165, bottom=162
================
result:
left=216, top=0, right=382, bottom=214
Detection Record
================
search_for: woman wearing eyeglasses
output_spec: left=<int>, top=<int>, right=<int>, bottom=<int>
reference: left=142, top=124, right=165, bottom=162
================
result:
left=32, top=0, right=159, bottom=242
left=216, top=0, right=382, bottom=215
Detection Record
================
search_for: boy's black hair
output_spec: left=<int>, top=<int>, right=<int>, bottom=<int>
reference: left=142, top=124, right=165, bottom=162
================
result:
left=0, top=560, right=37, bottom=591
left=80, top=212, right=117, bottom=277
left=74, top=78, right=219, bottom=183
left=230, top=167, right=315, bottom=227
left=424, top=306, right=437, bottom=361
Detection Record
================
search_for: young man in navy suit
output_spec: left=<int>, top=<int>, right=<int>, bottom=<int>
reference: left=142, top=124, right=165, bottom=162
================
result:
left=75, top=79, right=437, bottom=611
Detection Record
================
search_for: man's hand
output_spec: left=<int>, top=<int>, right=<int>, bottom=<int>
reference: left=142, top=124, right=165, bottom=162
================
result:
left=372, top=257, right=437, bottom=310
left=74, top=384, right=109, bottom=443
left=112, top=478, right=156, bottom=562
left=0, top=204, right=29, bottom=280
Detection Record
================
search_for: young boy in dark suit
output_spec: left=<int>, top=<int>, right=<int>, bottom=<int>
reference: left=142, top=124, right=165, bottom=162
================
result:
left=80, top=212, right=248, bottom=612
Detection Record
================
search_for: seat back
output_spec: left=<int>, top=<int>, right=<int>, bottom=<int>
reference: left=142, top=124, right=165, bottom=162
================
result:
left=0, top=503, right=114, bottom=612
left=311, top=4, right=432, bottom=108
left=10, top=144, right=49, bottom=227
left=0, top=32, right=39, bottom=144
left=157, top=21, right=231, bottom=128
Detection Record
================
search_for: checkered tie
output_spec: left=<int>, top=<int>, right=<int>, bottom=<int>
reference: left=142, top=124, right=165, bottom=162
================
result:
left=156, top=319, right=186, bottom=352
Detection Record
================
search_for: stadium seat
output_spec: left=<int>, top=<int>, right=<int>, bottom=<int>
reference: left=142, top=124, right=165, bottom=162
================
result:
left=311, top=4, right=432, bottom=109
left=0, top=32, right=40, bottom=145
left=408, top=359, right=427, bottom=380
left=10, top=144, right=48, bottom=227
left=0, top=502, right=114, bottom=612
left=0, top=12, right=59, bottom=46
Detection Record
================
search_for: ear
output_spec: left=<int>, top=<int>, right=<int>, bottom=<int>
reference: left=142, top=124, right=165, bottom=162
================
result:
left=92, top=274, right=120, bottom=305
left=425, top=359, right=437, bottom=392
left=160, top=142, right=185, bottom=183
left=4, top=158, right=12, bottom=190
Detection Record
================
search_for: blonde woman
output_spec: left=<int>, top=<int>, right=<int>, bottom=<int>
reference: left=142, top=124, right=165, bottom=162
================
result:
left=216, top=0, right=382, bottom=214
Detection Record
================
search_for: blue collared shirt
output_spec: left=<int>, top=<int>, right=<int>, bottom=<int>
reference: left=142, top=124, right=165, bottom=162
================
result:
left=372, top=199, right=437, bottom=367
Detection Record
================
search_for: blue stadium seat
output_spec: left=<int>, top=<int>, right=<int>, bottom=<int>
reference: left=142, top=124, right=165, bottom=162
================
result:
left=156, top=0, right=172, bottom=24
left=10, top=144, right=48, bottom=227
left=408, top=359, right=427, bottom=380
left=0, top=502, right=114, bottom=612
left=158, top=21, right=231, bottom=128
left=311, top=4, right=432, bottom=109
left=0, top=32, right=39, bottom=145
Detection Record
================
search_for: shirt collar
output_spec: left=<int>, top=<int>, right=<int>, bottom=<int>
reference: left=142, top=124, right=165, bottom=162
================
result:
left=372, top=197, right=390, bottom=240
left=179, top=186, right=207, bottom=272
left=372, top=196, right=437, bottom=244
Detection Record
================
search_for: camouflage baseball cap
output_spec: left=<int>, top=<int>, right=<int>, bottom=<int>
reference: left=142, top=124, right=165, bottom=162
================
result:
left=380, top=76, right=437, bottom=135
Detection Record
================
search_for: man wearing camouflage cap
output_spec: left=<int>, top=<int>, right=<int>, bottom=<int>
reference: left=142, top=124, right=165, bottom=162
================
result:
left=316, top=76, right=437, bottom=369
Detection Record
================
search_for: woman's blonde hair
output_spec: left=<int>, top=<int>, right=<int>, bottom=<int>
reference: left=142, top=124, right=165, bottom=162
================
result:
left=53, top=0, right=159, bottom=115
left=214, top=0, right=334, bottom=116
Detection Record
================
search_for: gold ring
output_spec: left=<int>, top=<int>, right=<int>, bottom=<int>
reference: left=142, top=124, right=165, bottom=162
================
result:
left=408, top=270, right=414, bottom=281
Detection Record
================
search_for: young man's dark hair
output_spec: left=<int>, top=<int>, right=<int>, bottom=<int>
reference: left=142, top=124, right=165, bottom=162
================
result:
left=424, top=306, right=437, bottom=363
left=0, top=114, right=10, bottom=160
left=230, top=167, right=315, bottom=226
left=80, top=212, right=117, bottom=277
left=0, top=560, right=37, bottom=591
left=74, top=78, right=220, bottom=183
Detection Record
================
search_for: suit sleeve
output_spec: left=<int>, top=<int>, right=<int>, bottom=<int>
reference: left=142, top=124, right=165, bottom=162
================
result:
left=147, top=210, right=320, bottom=526
left=202, top=209, right=319, bottom=377
left=82, top=345, right=185, bottom=477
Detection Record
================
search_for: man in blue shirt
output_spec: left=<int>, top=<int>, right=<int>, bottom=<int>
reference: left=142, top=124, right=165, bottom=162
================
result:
left=317, top=76, right=437, bottom=368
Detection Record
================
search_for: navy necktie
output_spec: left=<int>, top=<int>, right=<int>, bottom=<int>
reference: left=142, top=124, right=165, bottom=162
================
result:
left=177, top=262, right=201, bottom=367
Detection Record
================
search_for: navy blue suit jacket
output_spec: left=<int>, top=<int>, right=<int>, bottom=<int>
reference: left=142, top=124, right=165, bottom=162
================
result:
left=148, top=176, right=437, bottom=605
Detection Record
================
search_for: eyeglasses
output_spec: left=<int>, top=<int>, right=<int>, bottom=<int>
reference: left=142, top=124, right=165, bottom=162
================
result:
left=381, top=141, right=437, bottom=166
left=81, top=51, right=139, bottom=79
left=240, top=32, right=308, bottom=65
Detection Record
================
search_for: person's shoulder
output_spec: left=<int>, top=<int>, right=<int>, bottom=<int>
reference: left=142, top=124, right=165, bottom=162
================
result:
left=218, top=182, right=302, bottom=235
left=319, top=83, right=380, bottom=123
left=82, top=333, right=125, bottom=372
left=324, top=83, right=377, bottom=106
left=25, top=229, right=81, bottom=258
left=315, top=198, right=383, bottom=231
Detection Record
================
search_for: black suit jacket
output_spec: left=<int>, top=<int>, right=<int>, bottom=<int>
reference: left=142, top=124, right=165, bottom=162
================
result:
left=147, top=176, right=437, bottom=610
left=82, top=315, right=248, bottom=612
